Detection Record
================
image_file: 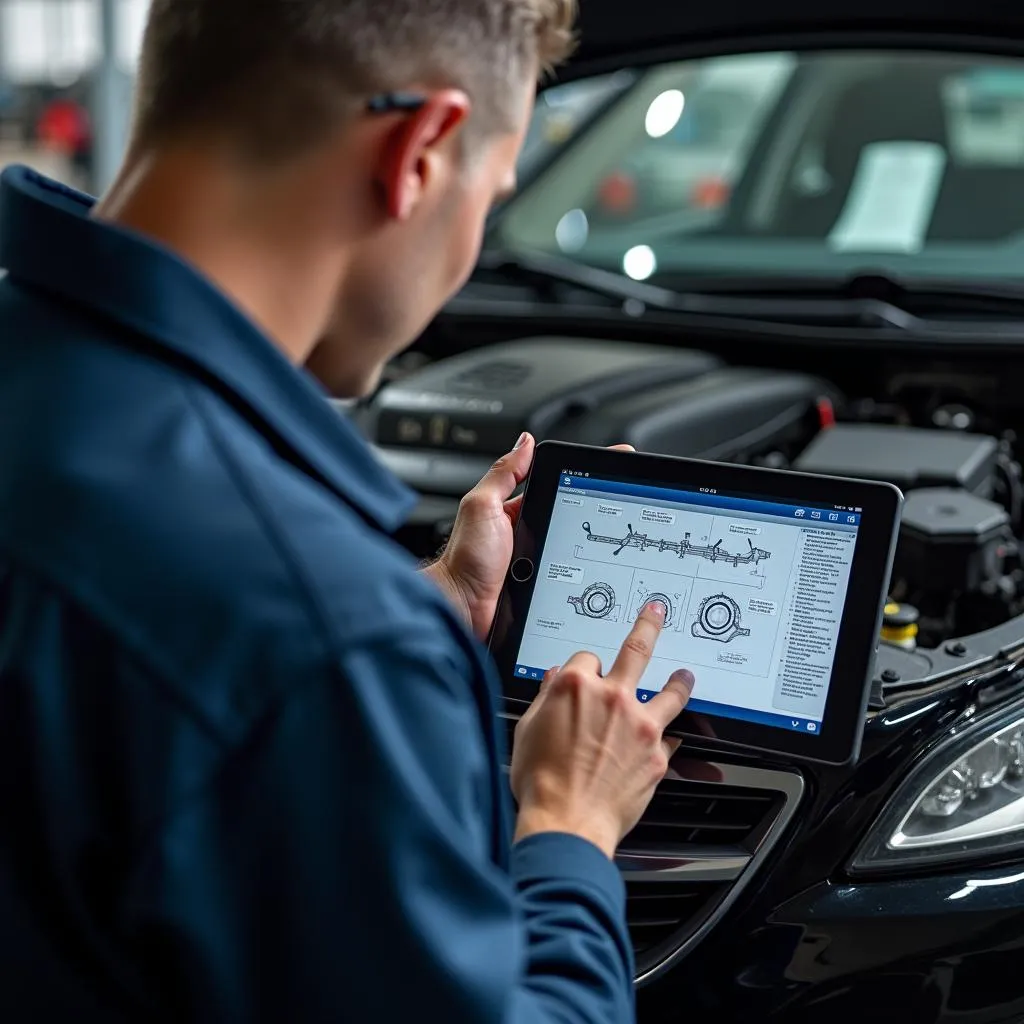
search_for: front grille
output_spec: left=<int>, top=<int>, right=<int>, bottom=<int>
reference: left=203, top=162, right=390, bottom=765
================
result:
left=620, top=777, right=782, bottom=975
left=625, top=780, right=782, bottom=850
left=626, top=880, right=726, bottom=962
left=500, top=712, right=802, bottom=982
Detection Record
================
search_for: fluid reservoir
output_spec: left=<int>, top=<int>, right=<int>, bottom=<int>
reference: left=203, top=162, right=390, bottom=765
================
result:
left=881, top=601, right=919, bottom=650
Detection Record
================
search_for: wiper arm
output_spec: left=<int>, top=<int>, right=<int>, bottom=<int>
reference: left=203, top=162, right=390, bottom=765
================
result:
left=688, top=271, right=1024, bottom=324
left=474, top=251, right=916, bottom=327
left=474, top=248, right=682, bottom=311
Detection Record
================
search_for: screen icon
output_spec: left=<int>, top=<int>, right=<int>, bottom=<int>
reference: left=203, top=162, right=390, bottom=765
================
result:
left=810, top=510, right=821, bottom=519
left=828, top=512, right=839, bottom=522
left=807, top=722, right=818, bottom=732
left=564, top=477, right=572, bottom=486
left=791, top=719, right=800, bottom=728
left=517, top=667, right=527, bottom=676
left=794, top=509, right=806, bottom=517
left=847, top=515, right=857, bottom=524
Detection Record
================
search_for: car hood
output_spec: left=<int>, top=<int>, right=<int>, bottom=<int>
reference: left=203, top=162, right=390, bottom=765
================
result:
left=566, top=0, right=1024, bottom=79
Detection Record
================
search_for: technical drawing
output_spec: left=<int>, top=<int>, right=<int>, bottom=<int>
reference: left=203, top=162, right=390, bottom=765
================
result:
left=567, top=582, right=621, bottom=621
left=691, top=593, right=751, bottom=643
left=580, top=522, right=771, bottom=566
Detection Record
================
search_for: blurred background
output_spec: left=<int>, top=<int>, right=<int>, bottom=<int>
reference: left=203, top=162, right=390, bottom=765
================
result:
left=0, top=0, right=146, bottom=194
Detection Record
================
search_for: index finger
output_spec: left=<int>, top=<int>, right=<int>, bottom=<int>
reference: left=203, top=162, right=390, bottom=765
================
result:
left=607, top=601, right=666, bottom=684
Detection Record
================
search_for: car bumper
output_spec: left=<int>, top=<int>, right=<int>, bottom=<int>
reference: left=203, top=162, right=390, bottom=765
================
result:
left=643, top=865, right=1024, bottom=1023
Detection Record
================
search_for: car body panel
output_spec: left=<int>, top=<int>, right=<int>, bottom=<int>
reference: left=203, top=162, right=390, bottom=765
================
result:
left=638, top=869, right=1024, bottom=1023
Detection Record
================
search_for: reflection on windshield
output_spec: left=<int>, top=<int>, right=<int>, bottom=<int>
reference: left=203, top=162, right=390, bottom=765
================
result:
left=497, top=51, right=1024, bottom=284
left=516, top=70, right=636, bottom=180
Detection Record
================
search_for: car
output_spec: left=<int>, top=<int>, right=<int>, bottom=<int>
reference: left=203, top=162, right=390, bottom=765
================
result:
left=350, top=3, right=1024, bottom=1022
left=497, top=51, right=1024, bottom=283
left=583, top=53, right=798, bottom=227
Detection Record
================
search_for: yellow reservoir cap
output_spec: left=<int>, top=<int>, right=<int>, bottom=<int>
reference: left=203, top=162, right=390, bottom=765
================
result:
left=882, top=624, right=919, bottom=643
left=881, top=600, right=920, bottom=645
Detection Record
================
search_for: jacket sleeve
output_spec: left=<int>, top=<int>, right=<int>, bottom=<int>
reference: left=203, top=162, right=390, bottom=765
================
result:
left=124, top=624, right=635, bottom=1024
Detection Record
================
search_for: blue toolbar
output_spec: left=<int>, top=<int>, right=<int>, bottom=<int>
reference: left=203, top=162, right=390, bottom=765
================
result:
left=558, top=475, right=861, bottom=527
left=513, top=664, right=822, bottom=736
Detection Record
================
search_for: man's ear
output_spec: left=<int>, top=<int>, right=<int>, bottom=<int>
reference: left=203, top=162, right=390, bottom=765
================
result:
left=377, top=90, right=471, bottom=220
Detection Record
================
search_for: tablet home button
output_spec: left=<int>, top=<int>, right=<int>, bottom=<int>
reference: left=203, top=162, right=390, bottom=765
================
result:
left=511, top=558, right=535, bottom=582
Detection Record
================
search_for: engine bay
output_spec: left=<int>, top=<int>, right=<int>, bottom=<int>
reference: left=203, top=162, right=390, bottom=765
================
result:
left=353, top=336, right=1024, bottom=666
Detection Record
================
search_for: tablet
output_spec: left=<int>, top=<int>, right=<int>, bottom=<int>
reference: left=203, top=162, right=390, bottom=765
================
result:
left=489, top=441, right=902, bottom=766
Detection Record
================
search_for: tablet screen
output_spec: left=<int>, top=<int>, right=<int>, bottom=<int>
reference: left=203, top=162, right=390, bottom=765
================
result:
left=513, top=472, right=863, bottom=737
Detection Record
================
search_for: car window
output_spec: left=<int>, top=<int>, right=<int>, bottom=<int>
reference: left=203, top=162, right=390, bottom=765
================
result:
left=496, top=50, right=1024, bottom=283
left=517, top=71, right=637, bottom=180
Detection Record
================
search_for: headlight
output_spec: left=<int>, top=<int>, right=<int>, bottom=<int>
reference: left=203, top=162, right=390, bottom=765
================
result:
left=850, top=705, right=1024, bottom=872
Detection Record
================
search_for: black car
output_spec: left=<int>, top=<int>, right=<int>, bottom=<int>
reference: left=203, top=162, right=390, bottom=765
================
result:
left=352, top=3, right=1024, bottom=1021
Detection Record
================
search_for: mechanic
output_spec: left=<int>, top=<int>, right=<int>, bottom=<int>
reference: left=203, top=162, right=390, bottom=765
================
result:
left=0, top=1, right=695, bottom=1021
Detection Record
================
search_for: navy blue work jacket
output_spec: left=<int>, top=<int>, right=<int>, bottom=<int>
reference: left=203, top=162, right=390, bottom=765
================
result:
left=0, top=167, right=633, bottom=1023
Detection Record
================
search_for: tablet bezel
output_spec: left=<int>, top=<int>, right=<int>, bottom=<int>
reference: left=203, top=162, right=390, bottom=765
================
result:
left=489, top=440, right=902, bottom=766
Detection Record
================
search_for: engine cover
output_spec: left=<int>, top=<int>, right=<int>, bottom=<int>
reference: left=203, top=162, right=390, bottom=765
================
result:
left=793, top=424, right=999, bottom=496
left=793, top=425, right=1010, bottom=602
left=360, top=337, right=719, bottom=458
left=552, top=367, right=834, bottom=460
left=360, top=338, right=836, bottom=499
left=896, top=488, right=1011, bottom=594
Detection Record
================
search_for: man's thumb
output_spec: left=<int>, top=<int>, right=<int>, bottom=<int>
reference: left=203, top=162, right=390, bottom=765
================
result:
left=505, top=432, right=536, bottom=484
left=489, top=432, right=534, bottom=489
left=461, top=433, right=535, bottom=513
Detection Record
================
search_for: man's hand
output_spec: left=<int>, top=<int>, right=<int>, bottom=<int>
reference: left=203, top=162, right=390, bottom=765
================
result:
left=421, top=431, right=535, bottom=640
left=423, top=433, right=634, bottom=640
left=510, top=603, right=695, bottom=859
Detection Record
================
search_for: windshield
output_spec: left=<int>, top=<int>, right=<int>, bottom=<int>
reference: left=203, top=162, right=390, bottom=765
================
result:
left=494, top=50, right=1024, bottom=285
left=517, top=71, right=638, bottom=180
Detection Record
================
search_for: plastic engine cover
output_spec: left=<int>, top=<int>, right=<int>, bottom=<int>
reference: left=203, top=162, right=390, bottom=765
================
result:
left=552, top=367, right=836, bottom=462
left=361, top=337, right=720, bottom=458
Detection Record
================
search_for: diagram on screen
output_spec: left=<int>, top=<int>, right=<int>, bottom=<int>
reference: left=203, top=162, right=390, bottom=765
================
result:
left=578, top=522, right=771, bottom=566
left=691, top=593, right=751, bottom=643
left=567, top=581, right=622, bottom=621
left=628, top=579, right=686, bottom=632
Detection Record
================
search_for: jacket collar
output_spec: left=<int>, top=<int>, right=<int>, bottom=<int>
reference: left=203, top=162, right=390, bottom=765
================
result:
left=0, top=166, right=416, bottom=534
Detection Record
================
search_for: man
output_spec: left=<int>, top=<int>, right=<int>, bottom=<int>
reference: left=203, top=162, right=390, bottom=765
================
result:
left=0, top=2, right=694, bottom=1021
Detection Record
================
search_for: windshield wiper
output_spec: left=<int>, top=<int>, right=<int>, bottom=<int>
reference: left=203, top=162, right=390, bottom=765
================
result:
left=685, top=272, right=1024, bottom=326
left=475, top=251, right=1024, bottom=331
left=474, top=249, right=682, bottom=311
left=473, top=251, right=920, bottom=328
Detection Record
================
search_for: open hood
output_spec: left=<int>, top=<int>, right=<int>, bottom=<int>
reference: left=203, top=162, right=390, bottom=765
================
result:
left=567, top=0, right=1024, bottom=79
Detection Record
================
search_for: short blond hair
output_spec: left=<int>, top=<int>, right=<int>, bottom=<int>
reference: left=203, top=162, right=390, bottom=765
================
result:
left=133, top=0, right=578, bottom=160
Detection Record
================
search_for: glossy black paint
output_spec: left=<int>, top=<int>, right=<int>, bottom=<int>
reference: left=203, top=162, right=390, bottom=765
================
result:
left=632, top=677, right=1024, bottom=1023
left=644, top=866, right=1024, bottom=1024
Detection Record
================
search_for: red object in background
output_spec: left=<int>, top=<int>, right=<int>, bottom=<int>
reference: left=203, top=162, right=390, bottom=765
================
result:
left=597, top=171, right=637, bottom=214
left=690, top=176, right=731, bottom=209
left=817, top=397, right=837, bottom=429
left=37, top=99, right=91, bottom=156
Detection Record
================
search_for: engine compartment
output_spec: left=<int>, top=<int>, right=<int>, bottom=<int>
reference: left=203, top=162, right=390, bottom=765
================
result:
left=355, top=335, right=1024, bottom=659
left=794, top=424, right=1022, bottom=646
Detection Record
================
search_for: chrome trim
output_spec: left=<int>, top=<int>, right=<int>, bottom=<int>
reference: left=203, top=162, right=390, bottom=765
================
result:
left=614, top=850, right=749, bottom=882
left=497, top=712, right=805, bottom=986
